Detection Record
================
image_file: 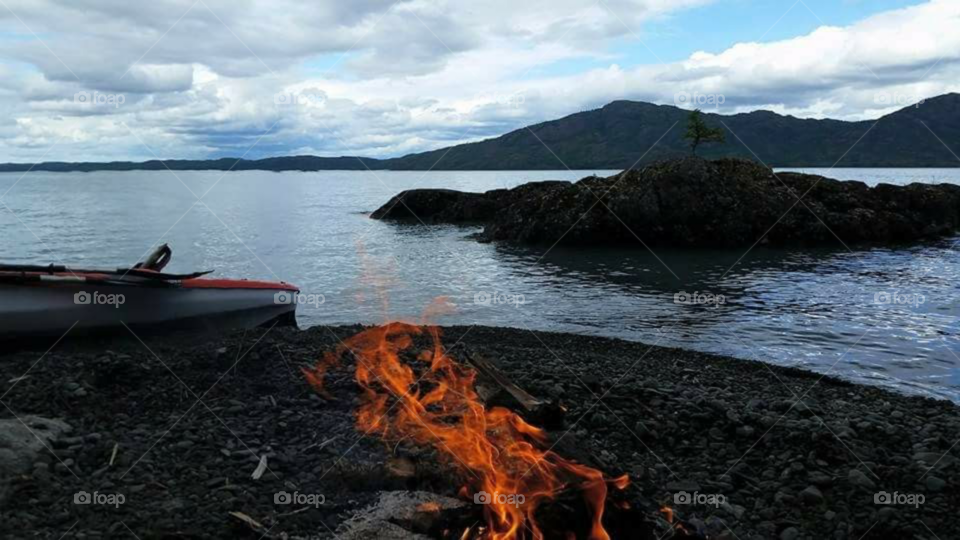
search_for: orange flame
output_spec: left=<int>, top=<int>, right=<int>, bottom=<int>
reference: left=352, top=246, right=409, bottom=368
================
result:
left=303, top=320, right=628, bottom=539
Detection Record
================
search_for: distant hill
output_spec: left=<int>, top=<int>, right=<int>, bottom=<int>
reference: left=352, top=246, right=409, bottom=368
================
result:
left=0, top=156, right=380, bottom=173
left=384, top=93, right=960, bottom=169
left=2, top=94, right=958, bottom=172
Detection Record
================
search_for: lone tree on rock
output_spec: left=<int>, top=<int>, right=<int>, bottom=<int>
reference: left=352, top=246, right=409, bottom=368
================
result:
left=684, top=109, right=726, bottom=155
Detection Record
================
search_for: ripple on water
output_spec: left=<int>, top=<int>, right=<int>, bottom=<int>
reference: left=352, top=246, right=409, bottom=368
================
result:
left=2, top=169, right=960, bottom=402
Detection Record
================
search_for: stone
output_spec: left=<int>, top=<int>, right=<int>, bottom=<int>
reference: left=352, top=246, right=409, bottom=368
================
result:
left=847, top=469, right=876, bottom=490
left=799, top=485, right=824, bottom=505
left=808, top=471, right=833, bottom=486
left=338, top=491, right=465, bottom=540
left=665, top=480, right=701, bottom=493
left=780, top=527, right=800, bottom=540
left=926, top=476, right=947, bottom=492
left=878, top=506, right=897, bottom=522
left=0, top=417, right=72, bottom=503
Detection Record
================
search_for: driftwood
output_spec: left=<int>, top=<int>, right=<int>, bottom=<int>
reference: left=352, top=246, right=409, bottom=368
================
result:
left=456, top=349, right=701, bottom=539
left=251, top=455, right=268, bottom=480
left=464, top=351, right=566, bottom=430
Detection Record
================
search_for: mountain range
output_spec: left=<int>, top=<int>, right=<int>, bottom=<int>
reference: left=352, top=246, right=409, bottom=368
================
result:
left=2, top=94, right=958, bottom=172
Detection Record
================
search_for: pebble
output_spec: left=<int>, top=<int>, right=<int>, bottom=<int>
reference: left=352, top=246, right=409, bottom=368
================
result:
left=721, top=502, right=746, bottom=519
left=3, top=325, right=960, bottom=539
left=799, top=485, right=823, bottom=505
left=205, top=477, right=225, bottom=488
left=665, top=480, right=701, bottom=492
left=781, top=527, right=800, bottom=540
left=926, top=476, right=947, bottom=492
left=808, top=471, right=833, bottom=486
left=847, top=469, right=875, bottom=490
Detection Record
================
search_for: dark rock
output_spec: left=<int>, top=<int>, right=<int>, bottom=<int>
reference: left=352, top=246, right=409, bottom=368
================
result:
left=799, top=485, right=824, bottom=505
left=372, top=157, right=960, bottom=248
left=665, top=480, right=701, bottom=492
left=847, top=469, right=876, bottom=490
left=0, top=416, right=72, bottom=503
left=926, top=476, right=947, bottom=492
left=2, top=324, right=960, bottom=539
left=780, top=526, right=800, bottom=540
left=808, top=471, right=833, bottom=487
left=370, top=189, right=495, bottom=223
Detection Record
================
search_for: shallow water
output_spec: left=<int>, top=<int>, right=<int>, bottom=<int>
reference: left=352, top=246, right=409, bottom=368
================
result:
left=1, top=167, right=958, bottom=401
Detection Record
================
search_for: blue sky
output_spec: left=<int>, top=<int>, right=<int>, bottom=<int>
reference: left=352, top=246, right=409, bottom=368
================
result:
left=0, top=0, right=955, bottom=162
left=522, top=0, right=928, bottom=77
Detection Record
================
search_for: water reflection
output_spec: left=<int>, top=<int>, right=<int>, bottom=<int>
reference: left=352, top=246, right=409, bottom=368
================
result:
left=1, top=169, right=958, bottom=402
left=467, top=238, right=960, bottom=401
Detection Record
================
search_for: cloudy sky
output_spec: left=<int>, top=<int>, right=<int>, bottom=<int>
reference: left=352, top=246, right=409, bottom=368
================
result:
left=0, top=0, right=956, bottom=162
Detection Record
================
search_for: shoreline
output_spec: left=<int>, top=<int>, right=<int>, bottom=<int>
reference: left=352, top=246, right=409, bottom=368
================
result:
left=1, top=324, right=957, bottom=538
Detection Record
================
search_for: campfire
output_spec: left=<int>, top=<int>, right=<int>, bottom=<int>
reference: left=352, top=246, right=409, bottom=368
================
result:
left=302, top=314, right=698, bottom=539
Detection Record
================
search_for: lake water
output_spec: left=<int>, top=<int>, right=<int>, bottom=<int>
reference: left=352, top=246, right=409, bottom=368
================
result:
left=2, top=168, right=959, bottom=402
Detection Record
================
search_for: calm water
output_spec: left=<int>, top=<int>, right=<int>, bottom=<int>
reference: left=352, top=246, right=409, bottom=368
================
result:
left=2, top=168, right=959, bottom=401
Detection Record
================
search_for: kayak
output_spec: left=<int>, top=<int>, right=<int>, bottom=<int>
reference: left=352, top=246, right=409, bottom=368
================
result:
left=0, top=245, right=300, bottom=339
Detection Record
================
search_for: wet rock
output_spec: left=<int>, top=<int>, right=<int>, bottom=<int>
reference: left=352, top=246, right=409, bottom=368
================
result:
left=370, top=189, right=494, bottom=223
left=372, top=157, right=960, bottom=248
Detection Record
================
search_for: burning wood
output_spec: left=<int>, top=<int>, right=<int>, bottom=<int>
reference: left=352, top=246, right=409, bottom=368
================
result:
left=303, top=322, right=630, bottom=540
left=463, top=351, right=566, bottom=430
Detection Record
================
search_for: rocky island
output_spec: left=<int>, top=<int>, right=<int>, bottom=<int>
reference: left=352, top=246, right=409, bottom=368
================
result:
left=372, top=157, right=960, bottom=248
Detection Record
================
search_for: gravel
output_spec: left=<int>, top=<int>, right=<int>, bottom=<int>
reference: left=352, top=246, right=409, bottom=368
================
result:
left=0, top=324, right=957, bottom=539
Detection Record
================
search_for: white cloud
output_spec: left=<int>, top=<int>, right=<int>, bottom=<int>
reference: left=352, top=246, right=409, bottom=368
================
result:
left=0, top=0, right=957, bottom=162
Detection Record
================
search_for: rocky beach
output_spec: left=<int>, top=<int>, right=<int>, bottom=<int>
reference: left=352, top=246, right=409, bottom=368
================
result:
left=1, top=325, right=957, bottom=539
